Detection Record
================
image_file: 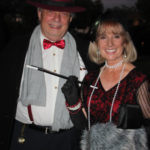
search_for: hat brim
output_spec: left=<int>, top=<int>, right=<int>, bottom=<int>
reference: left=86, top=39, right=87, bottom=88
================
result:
left=27, top=1, right=86, bottom=12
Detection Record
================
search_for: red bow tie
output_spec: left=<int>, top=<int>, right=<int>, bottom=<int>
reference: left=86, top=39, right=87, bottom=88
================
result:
left=43, top=39, right=65, bottom=49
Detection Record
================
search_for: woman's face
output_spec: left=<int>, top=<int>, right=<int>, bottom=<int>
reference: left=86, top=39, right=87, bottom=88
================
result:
left=97, top=24, right=126, bottom=64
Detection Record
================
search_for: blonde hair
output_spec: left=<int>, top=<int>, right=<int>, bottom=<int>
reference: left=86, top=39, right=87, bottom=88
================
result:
left=88, top=21, right=137, bottom=65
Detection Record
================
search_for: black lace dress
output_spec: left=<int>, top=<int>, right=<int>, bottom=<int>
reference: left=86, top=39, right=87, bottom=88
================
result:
left=81, top=68, right=150, bottom=126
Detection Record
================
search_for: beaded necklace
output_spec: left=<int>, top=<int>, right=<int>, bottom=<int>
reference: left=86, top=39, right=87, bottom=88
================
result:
left=105, top=59, right=123, bottom=69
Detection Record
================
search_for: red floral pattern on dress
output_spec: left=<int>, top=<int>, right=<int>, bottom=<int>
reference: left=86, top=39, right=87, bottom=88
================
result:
left=82, top=68, right=146, bottom=126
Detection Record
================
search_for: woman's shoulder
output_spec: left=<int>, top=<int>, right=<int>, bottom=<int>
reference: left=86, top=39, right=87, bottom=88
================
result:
left=125, top=63, right=147, bottom=79
left=126, top=67, right=148, bottom=86
left=131, top=67, right=147, bottom=79
left=86, top=69, right=100, bottom=77
left=84, top=69, right=100, bottom=83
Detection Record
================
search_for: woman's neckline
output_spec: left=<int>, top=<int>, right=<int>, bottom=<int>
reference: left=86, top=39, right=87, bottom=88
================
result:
left=99, top=67, right=136, bottom=92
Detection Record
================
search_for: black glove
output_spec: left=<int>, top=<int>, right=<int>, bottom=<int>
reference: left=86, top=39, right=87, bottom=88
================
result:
left=61, top=76, right=80, bottom=106
left=62, top=76, right=87, bottom=129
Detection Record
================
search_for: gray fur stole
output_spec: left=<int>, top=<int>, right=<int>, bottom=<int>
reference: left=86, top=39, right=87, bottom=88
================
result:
left=80, top=122, right=148, bottom=150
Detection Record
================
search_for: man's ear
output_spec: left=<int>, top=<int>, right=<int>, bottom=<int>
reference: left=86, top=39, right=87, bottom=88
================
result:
left=70, top=16, right=72, bottom=23
left=37, top=8, right=42, bottom=22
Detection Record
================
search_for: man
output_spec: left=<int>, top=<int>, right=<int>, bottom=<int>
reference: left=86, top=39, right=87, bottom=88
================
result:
left=0, top=0, right=87, bottom=150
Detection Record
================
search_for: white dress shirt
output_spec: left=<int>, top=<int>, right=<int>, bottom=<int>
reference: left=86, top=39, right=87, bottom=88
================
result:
left=15, top=32, right=87, bottom=126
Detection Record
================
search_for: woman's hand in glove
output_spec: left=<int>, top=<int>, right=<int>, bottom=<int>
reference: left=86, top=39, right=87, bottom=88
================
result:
left=61, top=76, right=80, bottom=106
left=62, top=76, right=87, bottom=129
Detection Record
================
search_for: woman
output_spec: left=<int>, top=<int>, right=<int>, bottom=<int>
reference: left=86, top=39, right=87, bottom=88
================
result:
left=62, top=11, right=150, bottom=150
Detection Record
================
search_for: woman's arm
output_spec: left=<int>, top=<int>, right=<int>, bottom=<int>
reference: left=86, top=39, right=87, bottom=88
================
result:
left=61, top=76, right=88, bottom=129
left=137, top=80, right=150, bottom=118
left=69, top=107, right=88, bottom=130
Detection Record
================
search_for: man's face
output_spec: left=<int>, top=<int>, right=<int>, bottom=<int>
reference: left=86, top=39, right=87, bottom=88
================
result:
left=38, top=9, right=72, bottom=41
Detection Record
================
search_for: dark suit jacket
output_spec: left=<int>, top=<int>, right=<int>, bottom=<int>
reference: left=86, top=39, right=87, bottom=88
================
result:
left=0, top=34, right=30, bottom=150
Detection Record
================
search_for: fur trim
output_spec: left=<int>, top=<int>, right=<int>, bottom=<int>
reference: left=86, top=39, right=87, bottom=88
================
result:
left=81, top=122, right=148, bottom=150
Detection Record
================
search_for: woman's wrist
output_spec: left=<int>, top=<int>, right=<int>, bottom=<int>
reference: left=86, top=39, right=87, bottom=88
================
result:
left=66, top=99, right=82, bottom=114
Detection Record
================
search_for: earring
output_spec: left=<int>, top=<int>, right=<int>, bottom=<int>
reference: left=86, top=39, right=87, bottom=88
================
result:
left=123, top=49, right=127, bottom=58
left=96, top=50, right=100, bottom=62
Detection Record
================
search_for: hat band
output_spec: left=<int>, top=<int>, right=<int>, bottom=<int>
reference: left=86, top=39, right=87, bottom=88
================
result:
left=36, top=1, right=75, bottom=7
